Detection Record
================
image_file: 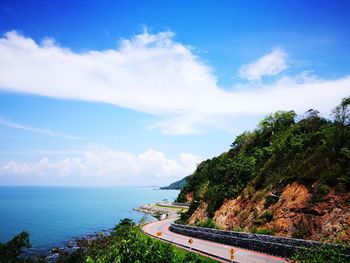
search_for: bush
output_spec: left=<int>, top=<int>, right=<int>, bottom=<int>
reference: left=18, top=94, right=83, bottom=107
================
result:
left=264, top=195, right=279, bottom=208
left=0, top=231, right=31, bottom=263
left=70, top=218, right=216, bottom=263
left=291, top=244, right=347, bottom=263
left=239, top=210, right=250, bottom=221
left=312, top=183, right=332, bottom=203
left=195, top=218, right=219, bottom=229
left=262, top=210, right=273, bottom=222
left=231, top=226, right=243, bottom=232
left=251, top=227, right=275, bottom=236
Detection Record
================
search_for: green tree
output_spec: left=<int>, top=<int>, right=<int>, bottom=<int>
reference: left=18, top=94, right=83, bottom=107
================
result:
left=332, top=96, right=350, bottom=126
left=0, top=231, right=31, bottom=263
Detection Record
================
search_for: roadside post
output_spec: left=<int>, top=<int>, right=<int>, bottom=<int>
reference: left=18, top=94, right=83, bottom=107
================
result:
left=230, top=248, right=235, bottom=262
left=188, top=238, right=193, bottom=252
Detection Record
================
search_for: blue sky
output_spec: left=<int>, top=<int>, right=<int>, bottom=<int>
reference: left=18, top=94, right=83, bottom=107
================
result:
left=0, top=0, right=349, bottom=185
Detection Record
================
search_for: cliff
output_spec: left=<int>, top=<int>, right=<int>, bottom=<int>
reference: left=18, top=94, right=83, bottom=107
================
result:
left=211, top=182, right=350, bottom=242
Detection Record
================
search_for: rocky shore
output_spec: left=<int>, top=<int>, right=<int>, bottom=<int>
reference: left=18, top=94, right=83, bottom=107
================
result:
left=24, top=202, right=186, bottom=262
left=44, top=229, right=113, bottom=262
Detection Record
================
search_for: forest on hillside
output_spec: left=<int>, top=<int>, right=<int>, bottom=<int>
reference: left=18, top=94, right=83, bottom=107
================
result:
left=178, top=97, right=350, bottom=225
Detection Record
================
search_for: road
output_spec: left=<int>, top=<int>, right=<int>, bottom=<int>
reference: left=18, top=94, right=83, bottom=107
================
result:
left=142, top=218, right=288, bottom=263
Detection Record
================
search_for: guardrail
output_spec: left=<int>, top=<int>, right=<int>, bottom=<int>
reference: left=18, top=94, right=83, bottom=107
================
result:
left=169, top=223, right=350, bottom=259
left=142, top=220, right=231, bottom=262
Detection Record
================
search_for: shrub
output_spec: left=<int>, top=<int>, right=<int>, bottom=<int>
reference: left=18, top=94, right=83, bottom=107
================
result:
left=264, top=195, right=279, bottom=208
left=239, top=210, right=251, bottom=222
left=251, top=227, right=275, bottom=236
left=262, top=210, right=273, bottom=222
left=231, top=226, right=243, bottom=232
left=312, top=183, right=332, bottom=203
left=84, top=218, right=216, bottom=263
left=195, top=218, right=219, bottom=229
left=291, top=244, right=347, bottom=263
left=252, top=188, right=269, bottom=203
left=0, top=231, right=31, bottom=263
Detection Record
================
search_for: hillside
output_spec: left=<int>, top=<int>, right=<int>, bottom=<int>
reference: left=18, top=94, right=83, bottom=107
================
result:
left=177, top=97, right=350, bottom=242
left=161, top=176, right=189, bottom=190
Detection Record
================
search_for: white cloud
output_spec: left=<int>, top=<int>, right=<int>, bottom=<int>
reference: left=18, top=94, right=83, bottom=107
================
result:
left=0, top=116, right=83, bottom=140
left=0, top=31, right=349, bottom=135
left=0, top=145, right=201, bottom=186
left=0, top=30, right=217, bottom=115
left=239, top=48, right=288, bottom=81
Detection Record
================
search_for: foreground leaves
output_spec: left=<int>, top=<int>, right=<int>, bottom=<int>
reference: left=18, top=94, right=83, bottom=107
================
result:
left=0, top=231, right=31, bottom=263
left=60, top=218, right=215, bottom=263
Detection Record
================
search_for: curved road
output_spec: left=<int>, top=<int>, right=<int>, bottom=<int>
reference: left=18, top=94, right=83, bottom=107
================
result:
left=142, top=218, right=288, bottom=263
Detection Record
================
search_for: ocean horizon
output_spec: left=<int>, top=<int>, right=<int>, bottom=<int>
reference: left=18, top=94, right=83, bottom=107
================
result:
left=0, top=186, right=179, bottom=252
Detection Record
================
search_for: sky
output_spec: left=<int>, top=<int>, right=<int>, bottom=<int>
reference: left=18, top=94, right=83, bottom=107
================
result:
left=0, top=0, right=349, bottom=186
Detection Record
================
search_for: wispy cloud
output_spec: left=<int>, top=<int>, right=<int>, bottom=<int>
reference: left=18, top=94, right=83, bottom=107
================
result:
left=239, top=48, right=288, bottom=81
left=0, top=116, right=83, bottom=140
left=0, top=31, right=349, bottom=135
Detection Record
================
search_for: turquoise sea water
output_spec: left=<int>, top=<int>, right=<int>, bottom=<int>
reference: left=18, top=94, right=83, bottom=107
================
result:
left=0, top=186, right=179, bottom=251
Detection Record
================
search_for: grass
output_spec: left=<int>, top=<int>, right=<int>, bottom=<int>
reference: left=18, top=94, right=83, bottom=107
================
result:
left=153, top=204, right=189, bottom=212
left=144, top=232, right=218, bottom=262
left=172, top=246, right=218, bottom=262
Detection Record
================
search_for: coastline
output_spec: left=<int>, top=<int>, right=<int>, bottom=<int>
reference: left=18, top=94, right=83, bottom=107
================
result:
left=0, top=186, right=180, bottom=261
left=24, top=201, right=186, bottom=262
left=25, top=215, right=153, bottom=262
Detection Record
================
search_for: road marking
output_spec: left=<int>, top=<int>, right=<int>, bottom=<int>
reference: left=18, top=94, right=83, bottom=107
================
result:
left=142, top=219, right=288, bottom=263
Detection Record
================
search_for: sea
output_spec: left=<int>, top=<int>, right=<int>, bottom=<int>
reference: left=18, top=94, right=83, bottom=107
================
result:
left=0, top=186, right=179, bottom=253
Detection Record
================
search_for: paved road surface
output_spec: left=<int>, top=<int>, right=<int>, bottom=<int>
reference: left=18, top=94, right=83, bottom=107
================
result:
left=142, top=218, right=288, bottom=263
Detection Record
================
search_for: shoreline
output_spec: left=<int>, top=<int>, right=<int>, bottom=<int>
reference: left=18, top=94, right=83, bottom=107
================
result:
left=23, top=214, right=155, bottom=262
left=19, top=200, right=188, bottom=262
left=22, top=227, right=117, bottom=262
left=22, top=203, right=183, bottom=262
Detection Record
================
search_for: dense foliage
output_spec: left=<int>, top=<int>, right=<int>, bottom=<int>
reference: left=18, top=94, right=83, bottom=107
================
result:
left=58, top=218, right=215, bottom=263
left=177, top=97, right=350, bottom=219
left=0, top=231, right=31, bottom=263
left=291, top=244, right=347, bottom=263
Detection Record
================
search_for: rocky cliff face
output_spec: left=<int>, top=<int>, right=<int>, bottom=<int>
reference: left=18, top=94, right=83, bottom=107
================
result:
left=188, top=202, right=208, bottom=225
left=189, top=182, right=350, bottom=242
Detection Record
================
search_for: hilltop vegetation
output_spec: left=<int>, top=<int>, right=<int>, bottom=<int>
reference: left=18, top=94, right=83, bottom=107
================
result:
left=177, top=97, right=350, bottom=242
left=161, top=176, right=190, bottom=190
